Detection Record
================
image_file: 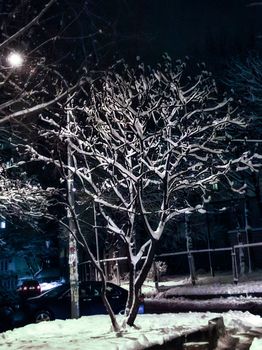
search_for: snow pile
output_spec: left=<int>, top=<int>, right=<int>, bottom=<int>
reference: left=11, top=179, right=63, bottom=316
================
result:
left=1, top=311, right=262, bottom=350
left=223, top=310, right=262, bottom=331
left=40, top=281, right=64, bottom=292
left=251, top=338, right=262, bottom=350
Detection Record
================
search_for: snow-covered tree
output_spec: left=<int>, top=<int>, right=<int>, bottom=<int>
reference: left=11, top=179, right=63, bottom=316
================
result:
left=0, top=174, right=55, bottom=220
left=0, top=0, right=66, bottom=221
left=225, top=54, right=262, bottom=116
left=0, top=0, right=163, bottom=330
left=0, top=0, right=97, bottom=138
left=0, top=0, right=96, bottom=322
left=224, top=53, right=262, bottom=204
left=0, top=0, right=114, bottom=218
left=27, top=57, right=261, bottom=328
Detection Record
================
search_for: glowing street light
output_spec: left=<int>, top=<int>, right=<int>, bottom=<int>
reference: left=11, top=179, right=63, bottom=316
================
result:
left=7, top=52, right=24, bottom=68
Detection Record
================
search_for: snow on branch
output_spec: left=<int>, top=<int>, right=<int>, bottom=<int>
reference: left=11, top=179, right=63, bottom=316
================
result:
left=30, top=58, right=258, bottom=239
left=246, top=2, right=262, bottom=6
left=23, top=57, right=261, bottom=325
left=0, top=175, right=56, bottom=221
left=0, top=79, right=86, bottom=125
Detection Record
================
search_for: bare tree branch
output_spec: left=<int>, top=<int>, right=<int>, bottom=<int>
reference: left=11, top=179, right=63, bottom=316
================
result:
left=0, top=0, right=57, bottom=50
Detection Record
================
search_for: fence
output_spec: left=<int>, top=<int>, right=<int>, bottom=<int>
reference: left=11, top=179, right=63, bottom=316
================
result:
left=0, top=274, right=17, bottom=290
left=79, top=241, right=262, bottom=287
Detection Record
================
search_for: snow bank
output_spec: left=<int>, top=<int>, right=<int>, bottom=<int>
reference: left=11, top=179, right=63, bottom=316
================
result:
left=1, top=311, right=262, bottom=350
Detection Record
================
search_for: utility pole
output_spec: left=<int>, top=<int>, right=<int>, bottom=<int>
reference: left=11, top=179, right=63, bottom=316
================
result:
left=185, top=212, right=196, bottom=285
left=244, top=197, right=252, bottom=273
left=236, top=220, right=245, bottom=275
left=93, top=202, right=100, bottom=280
left=66, top=103, right=80, bottom=319
left=205, top=209, right=214, bottom=277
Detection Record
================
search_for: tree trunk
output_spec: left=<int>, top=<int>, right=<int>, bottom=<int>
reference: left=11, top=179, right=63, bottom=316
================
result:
left=126, top=260, right=136, bottom=312
left=98, top=265, right=121, bottom=333
left=101, top=291, right=121, bottom=333
left=71, top=216, right=121, bottom=333
left=126, top=239, right=156, bottom=326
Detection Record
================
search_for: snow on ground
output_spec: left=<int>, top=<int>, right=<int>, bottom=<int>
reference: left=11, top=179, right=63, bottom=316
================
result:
left=160, top=280, right=262, bottom=298
left=2, top=272, right=262, bottom=349
left=40, top=281, right=64, bottom=292
left=1, top=311, right=262, bottom=350
left=128, top=271, right=262, bottom=297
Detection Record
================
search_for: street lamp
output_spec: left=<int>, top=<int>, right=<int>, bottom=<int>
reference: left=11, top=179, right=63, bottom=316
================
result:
left=6, top=52, right=24, bottom=68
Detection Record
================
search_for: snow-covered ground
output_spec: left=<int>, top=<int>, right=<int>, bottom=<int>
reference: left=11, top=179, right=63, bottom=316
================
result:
left=1, top=272, right=262, bottom=350
left=131, top=271, right=262, bottom=297
left=1, top=311, right=262, bottom=350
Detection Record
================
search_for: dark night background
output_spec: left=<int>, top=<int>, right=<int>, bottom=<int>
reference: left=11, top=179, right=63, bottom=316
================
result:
left=97, top=0, right=262, bottom=70
left=1, top=0, right=262, bottom=276
left=96, top=0, right=262, bottom=272
left=2, top=0, right=261, bottom=75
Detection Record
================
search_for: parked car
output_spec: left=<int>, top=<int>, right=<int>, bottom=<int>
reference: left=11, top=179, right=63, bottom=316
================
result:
left=0, top=286, right=18, bottom=332
left=21, top=281, right=144, bottom=323
left=16, top=278, right=41, bottom=299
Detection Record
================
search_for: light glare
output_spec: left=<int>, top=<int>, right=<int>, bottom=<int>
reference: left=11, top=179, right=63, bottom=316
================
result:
left=7, top=52, right=24, bottom=68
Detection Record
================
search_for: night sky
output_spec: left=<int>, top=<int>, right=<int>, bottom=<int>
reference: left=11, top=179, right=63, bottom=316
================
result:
left=102, top=0, right=262, bottom=70
left=1, top=0, right=261, bottom=72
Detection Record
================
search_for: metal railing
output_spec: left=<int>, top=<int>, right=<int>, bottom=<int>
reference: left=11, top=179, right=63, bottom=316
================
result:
left=79, top=241, right=262, bottom=287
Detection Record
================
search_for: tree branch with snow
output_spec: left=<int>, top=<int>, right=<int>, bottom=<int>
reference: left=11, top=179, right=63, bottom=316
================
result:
left=26, top=56, right=261, bottom=327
